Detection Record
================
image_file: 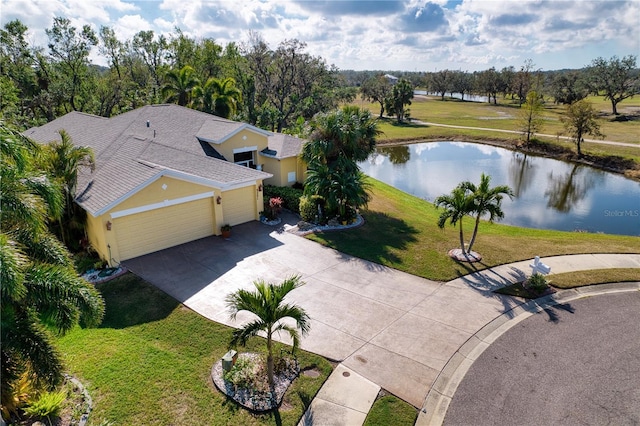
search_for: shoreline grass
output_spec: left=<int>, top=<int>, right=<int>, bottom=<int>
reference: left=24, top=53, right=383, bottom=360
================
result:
left=56, top=274, right=332, bottom=426
left=307, top=178, right=640, bottom=282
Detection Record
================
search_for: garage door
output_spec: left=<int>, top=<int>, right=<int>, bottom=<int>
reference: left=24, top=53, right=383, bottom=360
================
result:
left=222, top=186, right=256, bottom=226
left=114, top=197, right=214, bottom=260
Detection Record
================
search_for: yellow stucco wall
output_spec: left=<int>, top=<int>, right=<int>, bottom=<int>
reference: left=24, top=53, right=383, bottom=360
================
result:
left=112, top=176, right=215, bottom=212
left=262, top=156, right=304, bottom=187
left=214, top=129, right=269, bottom=163
left=86, top=213, right=109, bottom=262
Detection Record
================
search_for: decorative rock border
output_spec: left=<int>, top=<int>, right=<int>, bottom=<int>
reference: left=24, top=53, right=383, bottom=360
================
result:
left=211, top=352, right=299, bottom=412
left=81, top=266, right=127, bottom=284
left=63, top=374, right=92, bottom=426
left=260, top=216, right=282, bottom=226
left=288, top=214, right=365, bottom=236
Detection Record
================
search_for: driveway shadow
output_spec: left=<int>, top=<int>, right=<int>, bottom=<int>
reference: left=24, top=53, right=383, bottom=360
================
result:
left=123, top=216, right=292, bottom=302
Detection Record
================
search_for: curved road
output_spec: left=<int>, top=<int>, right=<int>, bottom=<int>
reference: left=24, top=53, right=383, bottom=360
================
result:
left=444, top=291, right=640, bottom=425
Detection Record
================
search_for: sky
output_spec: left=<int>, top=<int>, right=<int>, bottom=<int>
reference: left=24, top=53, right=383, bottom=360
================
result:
left=1, top=0, right=638, bottom=72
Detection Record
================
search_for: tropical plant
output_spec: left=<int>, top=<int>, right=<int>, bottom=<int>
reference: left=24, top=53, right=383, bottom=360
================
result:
left=435, top=186, right=474, bottom=255
left=302, top=106, right=378, bottom=219
left=161, top=65, right=200, bottom=107
left=194, top=76, right=242, bottom=118
left=263, top=196, right=283, bottom=220
left=0, top=124, right=105, bottom=419
left=22, top=390, right=66, bottom=422
left=561, top=99, right=604, bottom=157
left=460, top=173, right=514, bottom=253
left=40, top=129, right=95, bottom=247
left=226, top=276, right=310, bottom=392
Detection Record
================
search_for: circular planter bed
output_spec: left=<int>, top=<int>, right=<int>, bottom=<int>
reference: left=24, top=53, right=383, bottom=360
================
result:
left=211, top=352, right=299, bottom=412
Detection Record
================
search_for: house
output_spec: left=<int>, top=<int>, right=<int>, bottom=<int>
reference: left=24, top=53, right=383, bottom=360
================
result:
left=24, top=104, right=305, bottom=265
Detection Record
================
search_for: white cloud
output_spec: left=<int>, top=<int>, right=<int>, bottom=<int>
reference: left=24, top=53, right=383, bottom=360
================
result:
left=1, top=0, right=636, bottom=71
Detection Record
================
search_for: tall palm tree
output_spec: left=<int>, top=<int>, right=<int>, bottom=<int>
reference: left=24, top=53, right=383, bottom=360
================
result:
left=41, top=130, right=95, bottom=246
left=306, top=105, right=380, bottom=163
left=226, top=276, right=310, bottom=392
left=1, top=124, right=105, bottom=418
left=461, top=173, right=514, bottom=253
left=194, top=77, right=242, bottom=118
left=302, top=106, right=379, bottom=220
left=161, top=65, right=200, bottom=107
left=435, top=186, right=474, bottom=254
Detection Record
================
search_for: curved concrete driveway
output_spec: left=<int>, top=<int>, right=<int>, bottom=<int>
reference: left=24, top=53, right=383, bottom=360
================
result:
left=124, top=213, right=640, bottom=418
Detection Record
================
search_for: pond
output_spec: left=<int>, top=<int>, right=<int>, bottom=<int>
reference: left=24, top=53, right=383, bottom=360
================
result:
left=359, top=142, right=640, bottom=236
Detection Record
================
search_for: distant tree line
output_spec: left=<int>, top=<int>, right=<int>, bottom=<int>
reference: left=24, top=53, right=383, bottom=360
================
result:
left=0, top=19, right=354, bottom=131
left=1, top=16, right=638, bottom=134
left=352, top=56, right=639, bottom=117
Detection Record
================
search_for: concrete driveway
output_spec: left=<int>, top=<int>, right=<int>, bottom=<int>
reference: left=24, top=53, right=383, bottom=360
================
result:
left=124, top=212, right=524, bottom=407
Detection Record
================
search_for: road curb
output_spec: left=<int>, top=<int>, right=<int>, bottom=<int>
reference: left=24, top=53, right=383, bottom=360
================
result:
left=417, top=281, right=640, bottom=426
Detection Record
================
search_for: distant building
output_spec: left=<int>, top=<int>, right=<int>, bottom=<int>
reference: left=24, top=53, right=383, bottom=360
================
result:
left=384, top=74, right=399, bottom=85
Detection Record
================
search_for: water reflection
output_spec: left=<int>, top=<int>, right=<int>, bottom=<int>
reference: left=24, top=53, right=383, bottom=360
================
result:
left=545, top=164, right=598, bottom=213
left=508, top=153, right=536, bottom=197
left=359, top=141, right=640, bottom=236
left=377, top=145, right=411, bottom=165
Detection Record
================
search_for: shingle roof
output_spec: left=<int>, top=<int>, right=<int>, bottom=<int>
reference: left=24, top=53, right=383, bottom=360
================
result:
left=264, top=133, right=304, bottom=159
left=24, top=104, right=289, bottom=216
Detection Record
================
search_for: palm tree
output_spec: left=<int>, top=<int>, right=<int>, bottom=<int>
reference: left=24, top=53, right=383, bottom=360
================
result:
left=194, top=77, right=242, bottom=118
left=461, top=173, right=514, bottom=253
left=435, top=186, right=474, bottom=254
left=1, top=124, right=105, bottom=418
left=302, top=106, right=379, bottom=220
left=226, top=276, right=310, bottom=392
left=41, top=130, right=95, bottom=246
left=161, top=65, right=200, bottom=107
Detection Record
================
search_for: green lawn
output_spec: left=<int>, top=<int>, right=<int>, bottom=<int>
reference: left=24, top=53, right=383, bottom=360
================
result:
left=364, top=395, right=418, bottom=426
left=56, top=274, right=332, bottom=426
left=549, top=268, right=640, bottom=289
left=307, top=178, right=640, bottom=282
left=353, top=95, right=640, bottom=169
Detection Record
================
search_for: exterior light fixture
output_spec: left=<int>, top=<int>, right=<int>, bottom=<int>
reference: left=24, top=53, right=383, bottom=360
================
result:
left=106, top=221, right=112, bottom=231
left=216, top=196, right=222, bottom=205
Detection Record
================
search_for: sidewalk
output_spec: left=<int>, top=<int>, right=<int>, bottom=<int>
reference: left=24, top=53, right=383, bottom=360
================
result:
left=300, top=253, right=640, bottom=426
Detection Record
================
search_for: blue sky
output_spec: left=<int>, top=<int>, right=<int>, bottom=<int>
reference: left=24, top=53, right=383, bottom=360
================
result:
left=1, top=0, right=638, bottom=71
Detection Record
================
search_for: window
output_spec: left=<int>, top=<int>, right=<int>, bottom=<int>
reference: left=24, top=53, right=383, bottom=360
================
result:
left=287, top=171, right=296, bottom=183
left=234, top=151, right=255, bottom=168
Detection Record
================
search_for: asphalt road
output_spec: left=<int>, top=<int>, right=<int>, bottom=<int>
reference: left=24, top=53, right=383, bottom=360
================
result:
left=444, top=291, right=640, bottom=425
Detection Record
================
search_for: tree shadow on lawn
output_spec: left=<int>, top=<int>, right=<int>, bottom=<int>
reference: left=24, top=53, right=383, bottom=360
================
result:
left=97, top=273, right=179, bottom=329
left=312, top=211, right=419, bottom=269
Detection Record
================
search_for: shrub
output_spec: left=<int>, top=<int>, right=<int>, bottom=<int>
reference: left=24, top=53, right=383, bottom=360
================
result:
left=223, top=356, right=268, bottom=393
left=263, top=185, right=303, bottom=214
left=299, top=195, right=325, bottom=223
left=23, top=390, right=66, bottom=422
left=262, top=196, right=283, bottom=220
left=526, top=273, right=550, bottom=294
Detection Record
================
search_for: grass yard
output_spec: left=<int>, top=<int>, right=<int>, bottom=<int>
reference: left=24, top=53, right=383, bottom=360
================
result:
left=364, top=395, right=418, bottom=426
left=56, top=274, right=332, bottom=426
left=352, top=95, right=640, bottom=167
left=549, top=268, right=640, bottom=289
left=307, top=178, right=640, bottom=282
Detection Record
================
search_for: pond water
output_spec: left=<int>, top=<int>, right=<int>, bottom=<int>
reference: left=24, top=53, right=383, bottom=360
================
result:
left=414, top=90, right=489, bottom=103
left=359, top=142, right=640, bottom=236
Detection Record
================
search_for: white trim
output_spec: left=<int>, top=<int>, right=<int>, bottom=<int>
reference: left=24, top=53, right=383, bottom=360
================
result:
left=198, top=124, right=271, bottom=145
left=91, top=164, right=272, bottom=217
left=232, top=146, right=258, bottom=154
left=110, top=191, right=214, bottom=219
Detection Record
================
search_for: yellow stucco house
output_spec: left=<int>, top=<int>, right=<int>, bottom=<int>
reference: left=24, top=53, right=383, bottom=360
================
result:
left=25, top=104, right=306, bottom=265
